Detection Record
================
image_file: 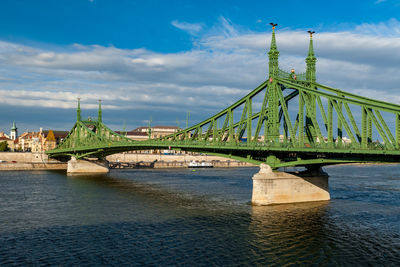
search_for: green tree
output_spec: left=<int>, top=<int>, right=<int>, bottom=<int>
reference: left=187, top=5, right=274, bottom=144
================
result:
left=0, top=141, right=8, bottom=151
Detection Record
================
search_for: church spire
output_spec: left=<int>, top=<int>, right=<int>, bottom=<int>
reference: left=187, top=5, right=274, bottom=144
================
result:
left=11, top=121, right=17, bottom=131
left=268, top=23, right=279, bottom=78
left=10, top=121, right=17, bottom=140
left=306, top=30, right=317, bottom=83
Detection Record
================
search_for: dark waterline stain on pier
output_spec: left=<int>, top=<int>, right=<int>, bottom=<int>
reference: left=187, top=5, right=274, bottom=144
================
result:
left=0, top=166, right=399, bottom=265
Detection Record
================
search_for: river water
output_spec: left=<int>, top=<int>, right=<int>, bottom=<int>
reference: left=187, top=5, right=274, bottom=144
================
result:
left=0, top=165, right=399, bottom=266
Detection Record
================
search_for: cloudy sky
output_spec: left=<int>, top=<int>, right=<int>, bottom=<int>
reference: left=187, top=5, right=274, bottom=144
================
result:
left=1, top=0, right=400, bottom=133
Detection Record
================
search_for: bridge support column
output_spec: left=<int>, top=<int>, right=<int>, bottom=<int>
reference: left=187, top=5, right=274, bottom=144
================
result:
left=252, top=164, right=330, bottom=205
left=67, top=157, right=109, bottom=174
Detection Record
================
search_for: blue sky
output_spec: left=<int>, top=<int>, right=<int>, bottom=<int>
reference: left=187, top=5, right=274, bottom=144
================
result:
left=1, top=0, right=400, bottom=133
left=1, top=0, right=398, bottom=51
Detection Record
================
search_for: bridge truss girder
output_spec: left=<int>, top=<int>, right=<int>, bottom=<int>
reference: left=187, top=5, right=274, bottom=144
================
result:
left=47, top=26, right=400, bottom=169
left=47, top=76, right=400, bottom=169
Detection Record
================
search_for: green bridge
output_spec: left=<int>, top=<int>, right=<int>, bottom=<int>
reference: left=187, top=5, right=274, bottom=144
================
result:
left=47, top=25, right=400, bottom=170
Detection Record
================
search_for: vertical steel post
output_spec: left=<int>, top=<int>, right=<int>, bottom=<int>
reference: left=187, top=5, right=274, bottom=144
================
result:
left=361, top=107, right=367, bottom=148
left=283, top=113, right=288, bottom=140
left=337, top=101, right=343, bottom=145
left=76, top=98, right=81, bottom=147
left=305, top=94, right=317, bottom=144
left=97, top=100, right=102, bottom=137
left=77, top=98, right=81, bottom=122
left=212, top=119, right=216, bottom=143
left=98, top=100, right=102, bottom=123
left=268, top=82, right=280, bottom=142
left=229, top=109, right=234, bottom=142
left=186, top=112, right=190, bottom=141
left=396, top=113, right=400, bottom=148
left=247, top=98, right=252, bottom=143
left=328, top=99, right=333, bottom=147
left=198, top=126, right=202, bottom=141
left=264, top=117, right=267, bottom=142
left=367, top=112, right=372, bottom=143
left=298, top=92, right=304, bottom=147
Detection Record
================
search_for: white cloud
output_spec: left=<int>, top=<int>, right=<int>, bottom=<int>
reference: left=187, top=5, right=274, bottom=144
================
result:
left=217, top=16, right=238, bottom=37
left=354, top=18, right=400, bottom=36
left=171, top=20, right=203, bottom=35
left=1, top=18, right=400, bottom=130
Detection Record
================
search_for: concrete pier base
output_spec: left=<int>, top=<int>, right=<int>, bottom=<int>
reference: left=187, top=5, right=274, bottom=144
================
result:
left=252, top=164, right=330, bottom=205
left=67, top=158, right=109, bottom=174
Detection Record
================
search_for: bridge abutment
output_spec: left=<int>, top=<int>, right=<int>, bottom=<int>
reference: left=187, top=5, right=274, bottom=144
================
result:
left=67, top=158, right=109, bottom=174
left=252, top=164, right=330, bottom=205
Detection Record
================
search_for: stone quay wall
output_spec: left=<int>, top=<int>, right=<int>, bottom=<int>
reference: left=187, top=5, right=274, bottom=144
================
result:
left=0, top=152, right=51, bottom=163
left=0, top=152, right=255, bottom=170
left=0, top=162, right=67, bottom=171
left=106, top=153, right=255, bottom=168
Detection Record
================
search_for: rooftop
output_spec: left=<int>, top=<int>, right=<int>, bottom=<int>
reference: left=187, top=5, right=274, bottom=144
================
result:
left=115, top=131, right=148, bottom=136
left=131, top=126, right=181, bottom=132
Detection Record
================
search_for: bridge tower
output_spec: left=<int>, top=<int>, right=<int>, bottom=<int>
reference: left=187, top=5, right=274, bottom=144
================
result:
left=67, top=98, right=110, bottom=174
left=252, top=27, right=330, bottom=205
left=265, top=23, right=280, bottom=142
left=304, top=31, right=318, bottom=144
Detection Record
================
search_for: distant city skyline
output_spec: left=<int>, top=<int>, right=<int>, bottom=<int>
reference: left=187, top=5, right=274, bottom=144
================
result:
left=1, top=0, right=400, bottom=132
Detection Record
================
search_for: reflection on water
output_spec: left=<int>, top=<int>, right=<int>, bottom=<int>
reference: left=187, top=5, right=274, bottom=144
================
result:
left=0, top=166, right=399, bottom=265
left=250, top=202, right=329, bottom=266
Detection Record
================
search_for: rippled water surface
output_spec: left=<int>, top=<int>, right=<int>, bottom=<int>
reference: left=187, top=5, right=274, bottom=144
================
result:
left=0, top=165, right=399, bottom=266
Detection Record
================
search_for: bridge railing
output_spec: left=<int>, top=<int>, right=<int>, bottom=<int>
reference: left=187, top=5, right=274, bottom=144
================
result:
left=278, top=68, right=307, bottom=81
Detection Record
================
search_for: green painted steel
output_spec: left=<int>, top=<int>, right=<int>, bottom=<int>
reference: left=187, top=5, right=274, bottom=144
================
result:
left=47, top=24, right=400, bottom=169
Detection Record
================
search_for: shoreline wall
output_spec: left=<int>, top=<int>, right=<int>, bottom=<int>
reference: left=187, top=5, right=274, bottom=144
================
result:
left=106, top=153, right=250, bottom=163
left=0, top=152, right=50, bottom=162
left=0, top=162, right=67, bottom=171
left=0, top=152, right=255, bottom=170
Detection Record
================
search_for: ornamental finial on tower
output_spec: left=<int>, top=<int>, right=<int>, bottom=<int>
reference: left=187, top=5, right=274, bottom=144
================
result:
left=306, top=30, right=317, bottom=83
left=77, top=98, right=81, bottom=122
left=268, top=23, right=279, bottom=77
left=307, top=30, right=316, bottom=57
left=269, top=22, right=278, bottom=50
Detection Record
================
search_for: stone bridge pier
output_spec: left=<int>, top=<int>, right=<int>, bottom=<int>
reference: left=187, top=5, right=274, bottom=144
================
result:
left=67, top=157, right=109, bottom=174
left=252, top=164, right=330, bottom=205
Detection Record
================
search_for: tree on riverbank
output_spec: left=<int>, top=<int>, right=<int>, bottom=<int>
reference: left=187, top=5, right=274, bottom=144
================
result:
left=0, top=141, right=9, bottom=151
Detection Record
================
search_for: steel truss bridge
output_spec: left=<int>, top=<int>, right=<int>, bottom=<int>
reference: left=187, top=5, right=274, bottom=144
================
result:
left=47, top=26, right=400, bottom=169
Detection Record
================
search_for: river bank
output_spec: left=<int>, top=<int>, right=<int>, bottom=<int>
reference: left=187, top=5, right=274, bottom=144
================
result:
left=0, top=152, right=255, bottom=171
left=0, top=162, right=67, bottom=171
